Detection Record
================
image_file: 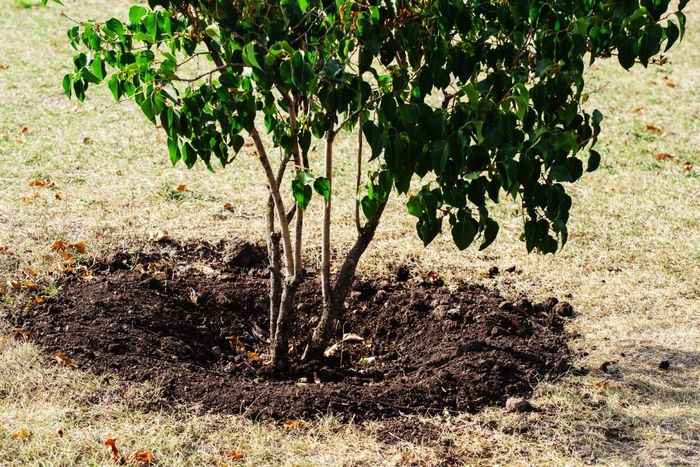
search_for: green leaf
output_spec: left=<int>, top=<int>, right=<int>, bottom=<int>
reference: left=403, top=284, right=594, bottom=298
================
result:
left=105, top=18, right=125, bottom=39
left=107, top=75, right=121, bottom=100
left=479, top=218, right=499, bottom=250
left=91, top=57, right=105, bottom=81
left=587, top=149, right=601, bottom=172
left=665, top=21, right=680, bottom=52
left=167, top=138, right=180, bottom=165
left=617, top=36, right=637, bottom=70
left=243, top=43, right=262, bottom=70
left=313, top=177, right=331, bottom=201
left=61, top=74, right=71, bottom=98
left=128, top=5, right=148, bottom=24
left=451, top=212, right=478, bottom=250
left=292, top=179, right=312, bottom=211
left=361, top=196, right=378, bottom=220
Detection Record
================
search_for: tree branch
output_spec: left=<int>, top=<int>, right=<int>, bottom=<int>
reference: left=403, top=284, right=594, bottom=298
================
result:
left=251, top=127, right=295, bottom=278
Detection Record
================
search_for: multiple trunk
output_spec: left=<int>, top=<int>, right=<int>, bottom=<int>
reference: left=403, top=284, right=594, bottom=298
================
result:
left=253, top=104, right=386, bottom=371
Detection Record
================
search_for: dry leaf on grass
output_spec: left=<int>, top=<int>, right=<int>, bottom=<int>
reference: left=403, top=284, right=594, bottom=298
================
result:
left=656, top=152, right=675, bottom=161
left=1, top=328, right=33, bottom=343
left=23, top=266, right=38, bottom=276
left=247, top=351, right=261, bottom=362
left=222, top=449, right=245, bottom=460
left=20, top=192, right=41, bottom=203
left=644, top=124, right=662, bottom=133
left=54, top=351, right=79, bottom=368
left=132, top=451, right=154, bottom=463
left=176, top=184, right=191, bottom=192
left=12, top=428, right=31, bottom=439
left=29, top=179, right=55, bottom=188
left=283, top=419, right=309, bottom=430
left=104, top=438, right=126, bottom=464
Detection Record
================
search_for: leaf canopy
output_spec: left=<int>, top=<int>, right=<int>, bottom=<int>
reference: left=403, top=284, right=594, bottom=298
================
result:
left=47, top=0, right=688, bottom=253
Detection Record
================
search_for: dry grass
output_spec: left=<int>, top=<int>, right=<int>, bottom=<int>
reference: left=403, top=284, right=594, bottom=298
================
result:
left=1, top=0, right=699, bottom=465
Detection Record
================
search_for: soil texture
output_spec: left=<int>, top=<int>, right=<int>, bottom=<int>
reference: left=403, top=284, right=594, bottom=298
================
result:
left=13, top=239, right=573, bottom=421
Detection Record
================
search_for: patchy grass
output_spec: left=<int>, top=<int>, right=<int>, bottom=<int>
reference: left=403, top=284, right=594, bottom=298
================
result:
left=1, top=0, right=699, bottom=465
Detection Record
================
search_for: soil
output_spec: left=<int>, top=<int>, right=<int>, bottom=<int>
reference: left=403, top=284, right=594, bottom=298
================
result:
left=12, top=239, right=573, bottom=422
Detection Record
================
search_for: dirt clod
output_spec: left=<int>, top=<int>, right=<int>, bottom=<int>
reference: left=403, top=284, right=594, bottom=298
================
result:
left=552, top=301, right=574, bottom=317
left=505, top=397, right=537, bottom=413
left=14, top=239, right=573, bottom=421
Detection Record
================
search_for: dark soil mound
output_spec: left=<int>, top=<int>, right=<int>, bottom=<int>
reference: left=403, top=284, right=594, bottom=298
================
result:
left=13, top=240, right=573, bottom=421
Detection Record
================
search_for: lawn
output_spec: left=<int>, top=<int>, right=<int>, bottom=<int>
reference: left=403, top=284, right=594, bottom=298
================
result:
left=0, top=0, right=698, bottom=465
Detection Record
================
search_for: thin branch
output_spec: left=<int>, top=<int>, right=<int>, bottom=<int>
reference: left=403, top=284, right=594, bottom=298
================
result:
left=320, top=117, right=336, bottom=311
left=251, top=127, right=295, bottom=278
left=354, top=113, right=363, bottom=233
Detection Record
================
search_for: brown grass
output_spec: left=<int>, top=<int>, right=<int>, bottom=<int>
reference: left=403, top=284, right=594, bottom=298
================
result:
left=1, top=0, right=699, bottom=465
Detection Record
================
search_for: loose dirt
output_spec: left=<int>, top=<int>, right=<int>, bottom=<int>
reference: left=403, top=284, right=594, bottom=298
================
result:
left=13, top=240, right=573, bottom=421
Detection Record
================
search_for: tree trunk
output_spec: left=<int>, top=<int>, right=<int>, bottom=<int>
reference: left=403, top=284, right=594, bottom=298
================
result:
left=303, top=200, right=388, bottom=361
left=270, top=278, right=298, bottom=371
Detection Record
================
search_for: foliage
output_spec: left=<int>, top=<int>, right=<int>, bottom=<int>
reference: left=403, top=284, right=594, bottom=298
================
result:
left=49, top=0, right=687, bottom=254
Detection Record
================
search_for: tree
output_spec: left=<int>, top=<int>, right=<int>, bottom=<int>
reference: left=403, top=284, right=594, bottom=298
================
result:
left=46, top=0, right=688, bottom=370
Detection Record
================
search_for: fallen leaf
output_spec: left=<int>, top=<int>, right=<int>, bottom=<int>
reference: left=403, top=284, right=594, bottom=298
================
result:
left=9, top=280, right=21, bottom=290
left=684, top=162, right=693, bottom=173
left=0, top=245, right=8, bottom=253
left=54, top=351, right=79, bottom=368
left=72, top=241, right=87, bottom=254
left=176, top=184, right=191, bottom=192
left=132, top=451, right=154, bottom=463
left=23, top=280, right=39, bottom=291
left=644, top=124, right=661, bottom=133
left=21, top=192, right=41, bottom=203
left=20, top=126, right=29, bottom=134
left=632, top=106, right=643, bottom=113
left=104, top=438, right=124, bottom=463
left=655, top=152, right=675, bottom=161
left=83, top=136, right=93, bottom=144
left=51, top=240, right=67, bottom=251
left=23, top=266, right=38, bottom=277
left=56, top=427, right=65, bottom=438
left=12, top=428, right=31, bottom=439
left=243, top=141, right=255, bottom=148
left=222, top=449, right=245, bottom=460
left=649, top=80, right=657, bottom=85
left=1, top=328, right=33, bottom=343
left=247, top=351, right=261, bottom=362
left=32, top=296, right=47, bottom=305
left=283, top=419, right=309, bottom=430
left=666, top=81, right=677, bottom=88
left=29, top=179, right=55, bottom=188
left=223, top=202, right=235, bottom=212
left=60, top=251, right=75, bottom=261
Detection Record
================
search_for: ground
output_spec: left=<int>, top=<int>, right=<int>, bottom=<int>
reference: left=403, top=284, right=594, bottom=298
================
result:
left=0, top=0, right=699, bottom=466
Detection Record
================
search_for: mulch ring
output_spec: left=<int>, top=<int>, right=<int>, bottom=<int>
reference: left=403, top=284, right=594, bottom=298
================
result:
left=11, top=239, right=575, bottom=422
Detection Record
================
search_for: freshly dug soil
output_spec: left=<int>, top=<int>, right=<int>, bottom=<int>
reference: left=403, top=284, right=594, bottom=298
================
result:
left=13, top=239, right=573, bottom=421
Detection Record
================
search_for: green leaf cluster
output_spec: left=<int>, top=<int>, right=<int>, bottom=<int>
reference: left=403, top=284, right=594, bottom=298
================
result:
left=48, top=0, right=689, bottom=253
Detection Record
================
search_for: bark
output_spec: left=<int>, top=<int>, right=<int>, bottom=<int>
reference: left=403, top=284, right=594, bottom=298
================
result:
left=270, top=278, right=298, bottom=371
left=251, top=127, right=295, bottom=369
left=355, top=114, right=363, bottom=233
left=320, top=123, right=335, bottom=336
left=288, top=95, right=304, bottom=279
left=267, top=199, right=282, bottom=341
left=266, top=151, right=291, bottom=341
left=304, top=200, right=388, bottom=361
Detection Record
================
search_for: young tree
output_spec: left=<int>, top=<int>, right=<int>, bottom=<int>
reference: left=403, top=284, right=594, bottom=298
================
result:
left=47, top=0, right=688, bottom=370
